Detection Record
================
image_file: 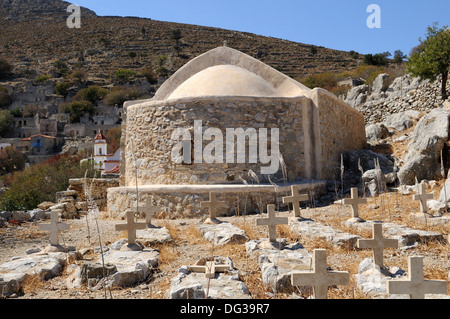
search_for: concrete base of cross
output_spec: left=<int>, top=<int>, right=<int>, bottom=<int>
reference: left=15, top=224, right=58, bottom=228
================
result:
left=346, top=217, right=366, bottom=224
left=258, top=238, right=286, bottom=250
left=289, top=216, right=313, bottom=223
left=203, top=217, right=222, bottom=225
left=120, top=241, right=145, bottom=251
left=43, top=244, right=73, bottom=253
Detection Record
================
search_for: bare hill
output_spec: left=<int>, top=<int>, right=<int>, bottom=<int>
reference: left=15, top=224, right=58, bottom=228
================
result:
left=0, top=1, right=362, bottom=84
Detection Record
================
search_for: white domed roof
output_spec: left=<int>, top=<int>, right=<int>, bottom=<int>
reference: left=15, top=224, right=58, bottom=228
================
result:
left=167, top=65, right=278, bottom=100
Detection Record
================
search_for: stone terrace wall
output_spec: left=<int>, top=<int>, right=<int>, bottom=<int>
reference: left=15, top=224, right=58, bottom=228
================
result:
left=312, top=88, right=367, bottom=180
left=124, top=96, right=311, bottom=186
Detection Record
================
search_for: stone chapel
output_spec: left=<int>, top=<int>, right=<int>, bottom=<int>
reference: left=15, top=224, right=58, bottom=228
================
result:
left=107, top=46, right=366, bottom=216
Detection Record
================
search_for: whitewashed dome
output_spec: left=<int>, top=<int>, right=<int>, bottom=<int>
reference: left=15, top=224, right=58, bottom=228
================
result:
left=167, top=65, right=278, bottom=99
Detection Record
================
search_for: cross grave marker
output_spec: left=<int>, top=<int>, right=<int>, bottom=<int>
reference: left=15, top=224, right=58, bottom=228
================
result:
left=256, top=204, right=288, bottom=242
left=200, top=192, right=226, bottom=223
left=39, top=210, right=70, bottom=246
left=291, top=249, right=350, bottom=299
left=412, top=182, right=433, bottom=214
left=282, top=185, right=309, bottom=219
left=189, top=260, right=231, bottom=279
left=386, top=256, right=447, bottom=299
left=115, top=210, right=147, bottom=245
left=357, top=223, right=398, bottom=269
left=343, top=187, right=367, bottom=221
left=132, top=196, right=160, bottom=227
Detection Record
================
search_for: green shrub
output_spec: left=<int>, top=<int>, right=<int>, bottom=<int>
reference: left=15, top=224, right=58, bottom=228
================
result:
left=34, top=74, right=51, bottom=84
left=113, top=69, right=137, bottom=83
left=0, top=145, right=25, bottom=174
left=363, top=52, right=391, bottom=66
left=0, top=59, right=13, bottom=80
left=9, top=108, right=23, bottom=117
left=53, top=60, right=69, bottom=76
left=141, top=67, right=158, bottom=84
left=70, top=69, right=87, bottom=84
left=300, top=72, right=338, bottom=90
left=0, top=86, right=12, bottom=108
left=60, top=100, right=95, bottom=122
left=0, top=109, right=13, bottom=136
left=55, top=82, right=71, bottom=98
left=74, top=85, right=108, bottom=104
left=0, top=154, right=97, bottom=211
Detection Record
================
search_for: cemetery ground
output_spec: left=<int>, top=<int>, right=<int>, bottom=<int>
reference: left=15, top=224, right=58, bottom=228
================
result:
left=0, top=182, right=449, bottom=300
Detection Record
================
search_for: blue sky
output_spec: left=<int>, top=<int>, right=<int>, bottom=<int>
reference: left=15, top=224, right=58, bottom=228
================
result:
left=73, top=0, right=449, bottom=56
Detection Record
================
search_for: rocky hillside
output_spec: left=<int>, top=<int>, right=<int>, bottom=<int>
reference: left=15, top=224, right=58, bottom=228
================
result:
left=345, top=73, right=450, bottom=124
left=0, top=1, right=362, bottom=84
left=0, top=0, right=96, bottom=21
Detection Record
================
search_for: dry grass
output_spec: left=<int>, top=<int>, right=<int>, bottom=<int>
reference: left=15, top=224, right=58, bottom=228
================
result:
left=21, top=274, right=48, bottom=295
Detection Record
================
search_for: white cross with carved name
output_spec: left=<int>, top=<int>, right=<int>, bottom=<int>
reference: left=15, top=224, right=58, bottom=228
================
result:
left=200, top=192, right=226, bottom=220
left=115, top=210, right=147, bottom=245
left=357, top=223, right=398, bottom=269
left=291, top=249, right=350, bottom=299
left=39, top=210, right=70, bottom=246
left=412, top=182, right=433, bottom=214
left=343, top=187, right=367, bottom=219
left=386, top=256, right=447, bottom=299
left=282, top=185, right=309, bottom=218
left=256, top=204, right=288, bottom=242
left=189, top=260, right=230, bottom=279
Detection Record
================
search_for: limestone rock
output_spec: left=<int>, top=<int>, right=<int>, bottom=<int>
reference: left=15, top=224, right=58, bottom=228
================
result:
left=383, top=110, right=421, bottom=132
left=372, top=73, right=390, bottom=94
left=196, top=221, right=248, bottom=246
left=365, top=123, right=389, bottom=143
left=168, top=257, right=250, bottom=299
left=397, top=109, right=450, bottom=185
left=355, top=257, right=405, bottom=296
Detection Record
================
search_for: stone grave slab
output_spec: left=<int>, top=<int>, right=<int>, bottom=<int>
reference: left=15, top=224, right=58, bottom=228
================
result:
left=96, top=239, right=160, bottom=288
left=196, top=221, right=248, bottom=246
left=407, top=213, right=450, bottom=227
left=167, top=256, right=251, bottom=299
left=289, top=218, right=362, bottom=248
left=355, top=257, right=405, bottom=297
left=245, top=239, right=312, bottom=293
left=0, top=250, right=76, bottom=297
left=136, top=226, right=173, bottom=245
left=343, top=220, right=446, bottom=247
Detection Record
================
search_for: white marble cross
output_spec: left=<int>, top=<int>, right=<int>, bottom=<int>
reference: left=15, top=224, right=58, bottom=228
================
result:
left=256, top=204, right=288, bottom=242
left=282, top=185, right=309, bottom=218
left=386, top=256, right=447, bottom=299
left=412, top=182, right=433, bottom=214
left=357, top=223, right=398, bottom=268
left=291, top=249, right=350, bottom=299
left=39, top=210, right=70, bottom=246
left=343, top=187, right=367, bottom=220
left=189, top=260, right=230, bottom=279
left=115, top=210, right=147, bottom=245
left=200, top=192, right=226, bottom=221
left=132, top=196, right=160, bottom=226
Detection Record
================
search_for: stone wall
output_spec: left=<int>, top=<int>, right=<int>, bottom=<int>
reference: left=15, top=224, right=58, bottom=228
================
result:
left=107, top=182, right=327, bottom=218
left=123, top=96, right=312, bottom=186
left=312, top=88, right=367, bottom=180
left=68, top=178, right=120, bottom=204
